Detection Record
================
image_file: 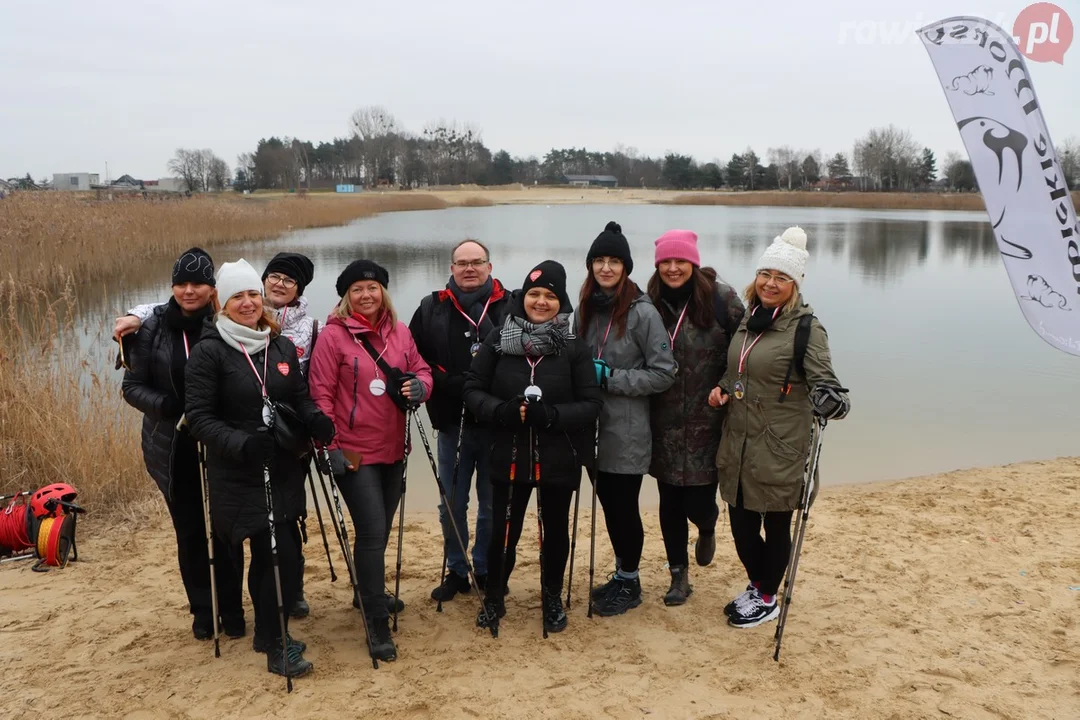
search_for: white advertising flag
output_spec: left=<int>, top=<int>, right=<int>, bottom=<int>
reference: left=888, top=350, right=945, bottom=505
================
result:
left=919, top=16, right=1080, bottom=356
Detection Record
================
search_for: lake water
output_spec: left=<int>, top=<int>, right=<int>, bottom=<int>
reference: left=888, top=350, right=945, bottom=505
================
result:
left=99, top=204, right=1080, bottom=511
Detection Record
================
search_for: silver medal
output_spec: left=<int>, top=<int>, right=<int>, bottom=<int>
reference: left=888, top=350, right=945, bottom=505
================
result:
left=470, top=342, right=482, bottom=357
left=524, top=384, right=543, bottom=402
left=261, top=399, right=275, bottom=427
left=369, top=378, right=387, bottom=396
left=734, top=380, right=745, bottom=400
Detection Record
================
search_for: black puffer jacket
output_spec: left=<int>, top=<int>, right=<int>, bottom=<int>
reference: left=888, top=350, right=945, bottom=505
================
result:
left=463, top=324, right=602, bottom=489
left=185, top=319, right=326, bottom=544
left=121, top=303, right=205, bottom=501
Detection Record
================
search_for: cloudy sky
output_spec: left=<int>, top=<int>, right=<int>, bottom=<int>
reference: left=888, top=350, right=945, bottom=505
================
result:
left=2, top=0, right=1076, bottom=181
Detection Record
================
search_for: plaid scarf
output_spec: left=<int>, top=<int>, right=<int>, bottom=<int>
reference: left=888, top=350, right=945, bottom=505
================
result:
left=498, top=312, right=573, bottom=357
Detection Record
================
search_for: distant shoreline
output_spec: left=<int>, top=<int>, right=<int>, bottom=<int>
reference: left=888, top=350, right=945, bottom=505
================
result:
left=259, top=185, right=1080, bottom=214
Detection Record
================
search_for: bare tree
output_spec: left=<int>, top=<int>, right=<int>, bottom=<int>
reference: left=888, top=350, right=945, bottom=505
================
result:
left=768, top=146, right=801, bottom=190
left=209, top=156, right=231, bottom=191
left=1057, top=136, right=1080, bottom=188
left=167, top=149, right=202, bottom=192
left=350, top=105, right=401, bottom=185
left=852, top=125, right=922, bottom=190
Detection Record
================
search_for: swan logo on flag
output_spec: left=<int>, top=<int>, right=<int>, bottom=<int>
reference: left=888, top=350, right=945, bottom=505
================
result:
left=919, top=16, right=1080, bottom=355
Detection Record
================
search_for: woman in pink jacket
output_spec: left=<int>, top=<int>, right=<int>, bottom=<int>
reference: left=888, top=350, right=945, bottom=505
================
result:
left=308, top=260, right=432, bottom=663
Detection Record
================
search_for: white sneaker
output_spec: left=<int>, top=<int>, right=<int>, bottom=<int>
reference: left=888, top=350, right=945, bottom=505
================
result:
left=727, top=593, right=779, bottom=628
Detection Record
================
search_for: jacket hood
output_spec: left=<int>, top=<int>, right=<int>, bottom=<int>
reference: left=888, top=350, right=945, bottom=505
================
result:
left=325, top=310, right=389, bottom=335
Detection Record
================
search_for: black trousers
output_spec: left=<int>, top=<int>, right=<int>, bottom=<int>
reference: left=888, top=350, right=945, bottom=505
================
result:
left=163, top=447, right=243, bottom=621
left=485, top=482, right=574, bottom=599
left=594, top=472, right=644, bottom=573
left=336, top=462, right=404, bottom=620
left=247, top=520, right=301, bottom=645
left=727, top=484, right=793, bottom=597
left=657, top=480, right=719, bottom=568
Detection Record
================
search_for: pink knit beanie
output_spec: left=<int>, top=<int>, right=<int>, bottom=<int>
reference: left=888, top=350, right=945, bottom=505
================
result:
left=654, top=229, right=701, bottom=267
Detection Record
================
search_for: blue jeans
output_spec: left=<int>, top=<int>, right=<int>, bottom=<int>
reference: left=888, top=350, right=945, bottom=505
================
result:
left=437, top=424, right=493, bottom=578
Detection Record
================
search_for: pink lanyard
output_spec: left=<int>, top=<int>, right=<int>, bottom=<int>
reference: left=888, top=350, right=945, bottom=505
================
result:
left=450, top=294, right=494, bottom=339
left=737, top=306, right=781, bottom=375
left=526, top=355, right=544, bottom=383
left=354, top=328, right=389, bottom=379
left=181, top=331, right=190, bottom=359
left=668, top=303, right=689, bottom=345
left=240, top=339, right=270, bottom=398
left=594, top=316, right=615, bottom=360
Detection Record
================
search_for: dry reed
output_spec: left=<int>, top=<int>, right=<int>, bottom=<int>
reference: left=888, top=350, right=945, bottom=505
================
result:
left=0, top=192, right=447, bottom=299
left=453, top=196, right=496, bottom=207
left=666, top=190, right=1080, bottom=212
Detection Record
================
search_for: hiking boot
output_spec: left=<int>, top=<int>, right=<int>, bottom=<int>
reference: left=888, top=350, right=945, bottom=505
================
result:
left=192, top=614, right=214, bottom=640
left=695, top=531, right=716, bottom=567
left=253, top=632, right=307, bottom=654
left=724, top=584, right=757, bottom=617
left=593, top=575, right=642, bottom=617
left=266, top=638, right=313, bottom=678
left=475, top=596, right=506, bottom=630
left=430, top=572, right=470, bottom=602
left=543, top=591, right=568, bottom=633
left=353, top=593, right=405, bottom=615
left=590, top=572, right=620, bottom=603
left=289, top=595, right=310, bottom=619
left=727, top=591, right=779, bottom=628
left=663, top=566, right=692, bottom=607
left=220, top=613, right=246, bottom=639
left=367, top=616, right=397, bottom=662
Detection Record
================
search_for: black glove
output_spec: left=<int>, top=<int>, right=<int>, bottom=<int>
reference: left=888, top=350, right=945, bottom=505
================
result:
left=310, top=413, right=336, bottom=445
left=810, top=385, right=850, bottom=421
left=525, top=401, right=558, bottom=429
left=495, top=398, right=523, bottom=426
left=243, top=428, right=276, bottom=466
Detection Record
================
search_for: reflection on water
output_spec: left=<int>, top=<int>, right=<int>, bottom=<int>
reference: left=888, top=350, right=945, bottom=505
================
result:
left=75, top=204, right=1079, bottom=510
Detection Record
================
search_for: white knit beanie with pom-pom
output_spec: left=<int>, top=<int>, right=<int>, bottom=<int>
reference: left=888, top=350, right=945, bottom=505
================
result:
left=756, top=226, right=809, bottom=286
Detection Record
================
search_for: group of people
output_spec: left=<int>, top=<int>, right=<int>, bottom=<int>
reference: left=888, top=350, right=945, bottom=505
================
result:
left=116, top=221, right=850, bottom=681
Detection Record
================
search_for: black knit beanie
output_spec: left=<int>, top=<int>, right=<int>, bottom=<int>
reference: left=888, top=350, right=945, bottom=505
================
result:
left=336, top=259, right=390, bottom=297
left=521, top=260, right=573, bottom=314
left=262, top=252, right=315, bottom=295
left=586, top=221, right=633, bottom=276
left=172, top=247, right=215, bottom=286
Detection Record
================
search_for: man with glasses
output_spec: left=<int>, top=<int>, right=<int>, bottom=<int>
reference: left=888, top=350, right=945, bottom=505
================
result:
left=409, top=239, right=511, bottom=601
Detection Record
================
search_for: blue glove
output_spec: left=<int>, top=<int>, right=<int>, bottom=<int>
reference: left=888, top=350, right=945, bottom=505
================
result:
left=593, top=359, right=611, bottom=388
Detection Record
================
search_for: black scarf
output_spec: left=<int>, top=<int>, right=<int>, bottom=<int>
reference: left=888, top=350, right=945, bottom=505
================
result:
left=746, top=304, right=781, bottom=333
left=164, top=298, right=213, bottom=401
left=659, top=280, right=694, bottom=309
left=449, top=277, right=494, bottom=323
left=590, top=289, right=615, bottom=310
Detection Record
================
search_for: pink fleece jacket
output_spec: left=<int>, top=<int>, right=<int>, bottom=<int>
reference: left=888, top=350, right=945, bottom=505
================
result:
left=308, top=312, right=432, bottom=465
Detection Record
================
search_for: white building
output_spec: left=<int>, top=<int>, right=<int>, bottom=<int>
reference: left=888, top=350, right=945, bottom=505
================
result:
left=154, top=177, right=188, bottom=192
left=53, top=173, right=100, bottom=191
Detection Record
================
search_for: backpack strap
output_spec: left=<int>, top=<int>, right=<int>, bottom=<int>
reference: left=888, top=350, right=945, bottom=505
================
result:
left=778, top=314, right=814, bottom=403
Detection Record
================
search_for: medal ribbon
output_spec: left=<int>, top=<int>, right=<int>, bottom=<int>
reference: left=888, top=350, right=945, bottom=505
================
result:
left=737, top=306, right=781, bottom=375
left=668, top=303, right=689, bottom=345
left=240, top=338, right=271, bottom=399
left=525, top=355, right=544, bottom=383
left=447, top=292, right=494, bottom=340
left=354, top=328, right=389, bottom=379
left=595, top=315, right=615, bottom=360
left=182, top=331, right=190, bottom=360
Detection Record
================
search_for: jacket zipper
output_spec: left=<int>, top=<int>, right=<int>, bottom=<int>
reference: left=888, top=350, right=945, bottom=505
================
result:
left=349, top=357, right=358, bottom=429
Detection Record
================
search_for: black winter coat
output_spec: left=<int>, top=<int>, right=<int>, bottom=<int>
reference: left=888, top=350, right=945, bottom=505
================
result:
left=463, top=328, right=602, bottom=489
left=185, top=320, right=325, bottom=544
left=121, top=304, right=197, bottom=501
left=409, top=280, right=512, bottom=431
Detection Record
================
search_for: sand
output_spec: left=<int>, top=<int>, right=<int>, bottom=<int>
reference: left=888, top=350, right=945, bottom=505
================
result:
left=2, top=457, right=1078, bottom=719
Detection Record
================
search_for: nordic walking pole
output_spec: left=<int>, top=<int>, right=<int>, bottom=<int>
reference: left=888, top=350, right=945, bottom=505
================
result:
left=392, top=410, right=412, bottom=633
left=262, top=462, right=292, bottom=693
left=306, top=465, right=336, bottom=582
left=316, top=445, right=377, bottom=668
left=530, top=423, right=548, bottom=639
left=566, top=484, right=580, bottom=609
left=436, top=411, right=467, bottom=613
left=198, top=442, right=221, bottom=658
left=587, top=420, right=599, bottom=619
left=774, top=418, right=827, bottom=662
left=312, top=449, right=356, bottom=588
left=413, top=413, right=493, bottom=632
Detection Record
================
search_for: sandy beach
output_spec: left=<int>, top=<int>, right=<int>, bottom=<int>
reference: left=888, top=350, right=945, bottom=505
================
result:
left=2, top=456, right=1078, bottom=719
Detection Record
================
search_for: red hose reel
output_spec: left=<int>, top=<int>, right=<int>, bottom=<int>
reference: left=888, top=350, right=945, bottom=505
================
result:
left=0, top=483, right=85, bottom=571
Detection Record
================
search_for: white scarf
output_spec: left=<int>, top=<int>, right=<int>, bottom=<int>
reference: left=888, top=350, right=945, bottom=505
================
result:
left=215, top=314, right=271, bottom=355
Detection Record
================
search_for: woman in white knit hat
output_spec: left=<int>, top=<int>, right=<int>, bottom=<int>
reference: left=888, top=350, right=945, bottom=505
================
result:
left=708, top=227, right=850, bottom=628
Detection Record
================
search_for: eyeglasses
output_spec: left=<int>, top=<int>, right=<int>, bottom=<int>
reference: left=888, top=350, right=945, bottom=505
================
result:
left=452, top=259, right=488, bottom=269
left=756, top=270, right=794, bottom=286
left=266, top=273, right=297, bottom=289
left=592, top=258, right=624, bottom=269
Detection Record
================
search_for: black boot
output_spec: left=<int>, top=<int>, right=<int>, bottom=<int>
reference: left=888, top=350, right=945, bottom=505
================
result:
left=663, top=566, right=692, bottom=606
left=430, top=572, right=470, bottom=602
left=266, top=637, right=313, bottom=678
left=253, top=630, right=307, bottom=654
left=353, top=593, right=405, bottom=615
left=475, top=596, right=505, bottom=631
left=220, top=613, right=246, bottom=639
left=543, top=591, right=568, bottom=633
left=695, top=531, right=716, bottom=567
left=289, top=596, right=310, bottom=619
left=192, top=614, right=214, bottom=641
left=367, top=616, right=397, bottom=662
left=593, top=575, right=643, bottom=617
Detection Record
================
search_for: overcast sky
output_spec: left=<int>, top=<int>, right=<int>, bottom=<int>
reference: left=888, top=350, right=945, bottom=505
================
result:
left=2, top=0, right=1077, bottom=181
